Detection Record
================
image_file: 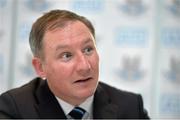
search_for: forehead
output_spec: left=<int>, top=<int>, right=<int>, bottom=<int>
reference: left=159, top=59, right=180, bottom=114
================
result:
left=43, top=21, right=95, bottom=48
left=46, top=21, right=92, bottom=37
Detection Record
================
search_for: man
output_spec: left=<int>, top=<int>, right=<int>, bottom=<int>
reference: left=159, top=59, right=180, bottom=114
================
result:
left=0, top=9, right=149, bottom=119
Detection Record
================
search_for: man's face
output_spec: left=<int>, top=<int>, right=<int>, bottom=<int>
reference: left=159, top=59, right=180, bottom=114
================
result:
left=39, top=21, right=99, bottom=105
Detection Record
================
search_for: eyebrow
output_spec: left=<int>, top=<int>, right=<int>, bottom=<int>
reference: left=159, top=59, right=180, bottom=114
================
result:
left=83, top=38, right=93, bottom=45
left=55, top=44, right=68, bottom=51
left=55, top=38, right=93, bottom=51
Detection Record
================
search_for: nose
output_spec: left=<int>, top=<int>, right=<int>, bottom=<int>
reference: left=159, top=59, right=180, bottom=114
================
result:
left=77, top=54, right=91, bottom=76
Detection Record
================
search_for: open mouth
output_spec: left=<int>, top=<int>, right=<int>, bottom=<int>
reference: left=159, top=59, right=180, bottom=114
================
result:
left=75, top=77, right=92, bottom=83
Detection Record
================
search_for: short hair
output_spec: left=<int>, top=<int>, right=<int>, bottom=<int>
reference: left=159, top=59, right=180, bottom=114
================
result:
left=29, top=9, right=95, bottom=58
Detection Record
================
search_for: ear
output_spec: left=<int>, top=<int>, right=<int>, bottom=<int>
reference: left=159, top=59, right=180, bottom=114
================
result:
left=32, top=57, right=46, bottom=79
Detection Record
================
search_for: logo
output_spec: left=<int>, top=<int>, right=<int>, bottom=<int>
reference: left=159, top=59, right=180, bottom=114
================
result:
left=118, top=0, right=147, bottom=16
left=166, top=0, right=180, bottom=17
left=116, top=55, right=146, bottom=81
left=164, top=57, right=180, bottom=84
left=160, top=93, right=180, bottom=116
left=25, top=0, right=50, bottom=12
left=161, top=27, right=180, bottom=48
left=71, top=0, right=104, bottom=13
left=114, top=27, right=148, bottom=47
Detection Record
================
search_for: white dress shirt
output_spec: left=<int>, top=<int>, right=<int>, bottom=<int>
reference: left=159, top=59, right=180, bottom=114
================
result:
left=55, top=95, right=94, bottom=119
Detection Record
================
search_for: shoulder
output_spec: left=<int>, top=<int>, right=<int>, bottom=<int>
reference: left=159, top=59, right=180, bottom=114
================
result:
left=97, top=82, right=149, bottom=118
left=0, top=77, right=44, bottom=118
left=0, top=78, right=43, bottom=101
left=97, top=82, right=144, bottom=112
left=98, top=82, right=141, bottom=100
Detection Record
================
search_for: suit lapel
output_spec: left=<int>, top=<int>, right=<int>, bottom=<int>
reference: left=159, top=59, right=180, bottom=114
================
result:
left=35, top=80, right=66, bottom=119
left=93, top=83, right=119, bottom=119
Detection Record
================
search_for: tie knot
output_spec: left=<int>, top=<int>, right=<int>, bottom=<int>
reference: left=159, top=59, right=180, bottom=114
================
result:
left=68, top=107, right=86, bottom=119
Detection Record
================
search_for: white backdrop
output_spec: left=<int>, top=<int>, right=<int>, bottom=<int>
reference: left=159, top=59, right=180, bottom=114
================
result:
left=0, top=0, right=180, bottom=119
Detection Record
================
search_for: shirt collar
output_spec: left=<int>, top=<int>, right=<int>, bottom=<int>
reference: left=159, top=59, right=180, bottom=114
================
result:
left=55, top=95, right=94, bottom=118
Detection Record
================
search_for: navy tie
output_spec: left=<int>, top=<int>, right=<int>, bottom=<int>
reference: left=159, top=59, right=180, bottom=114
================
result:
left=68, top=107, right=86, bottom=119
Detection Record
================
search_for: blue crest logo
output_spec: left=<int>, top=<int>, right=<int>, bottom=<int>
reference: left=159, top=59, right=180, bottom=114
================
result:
left=160, top=93, right=180, bottom=115
left=166, top=0, right=180, bottom=17
left=71, top=0, right=104, bottom=13
left=164, top=57, right=180, bottom=84
left=116, top=55, right=145, bottom=81
left=161, top=27, right=180, bottom=48
left=25, top=0, right=50, bottom=12
left=118, top=0, right=147, bottom=16
left=115, top=27, right=148, bottom=47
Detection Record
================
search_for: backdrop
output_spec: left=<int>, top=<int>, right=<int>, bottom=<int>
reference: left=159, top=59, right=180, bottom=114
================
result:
left=0, top=0, right=180, bottom=119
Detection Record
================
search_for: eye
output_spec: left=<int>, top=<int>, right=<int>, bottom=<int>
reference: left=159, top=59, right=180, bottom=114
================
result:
left=84, top=46, right=94, bottom=55
left=61, top=52, right=72, bottom=62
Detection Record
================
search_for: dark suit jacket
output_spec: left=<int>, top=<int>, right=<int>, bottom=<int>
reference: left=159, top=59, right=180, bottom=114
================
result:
left=0, top=77, right=149, bottom=119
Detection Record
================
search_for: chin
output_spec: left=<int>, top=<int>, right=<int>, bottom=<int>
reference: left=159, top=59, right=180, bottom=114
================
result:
left=77, top=87, right=95, bottom=99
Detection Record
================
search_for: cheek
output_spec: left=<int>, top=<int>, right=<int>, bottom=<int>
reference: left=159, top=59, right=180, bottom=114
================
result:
left=51, top=63, right=76, bottom=78
left=45, top=64, right=74, bottom=89
left=91, top=54, right=99, bottom=70
left=94, top=53, right=99, bottom=64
